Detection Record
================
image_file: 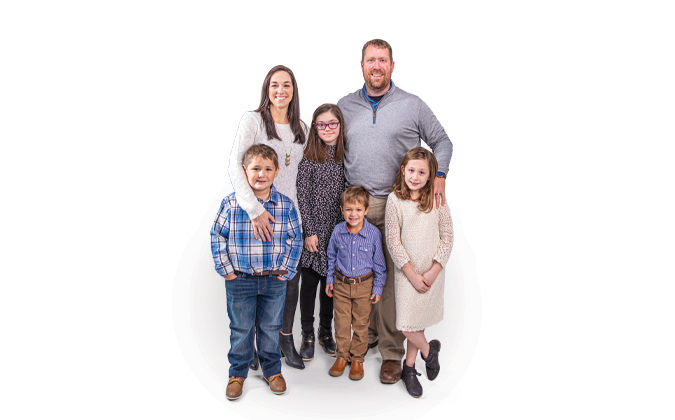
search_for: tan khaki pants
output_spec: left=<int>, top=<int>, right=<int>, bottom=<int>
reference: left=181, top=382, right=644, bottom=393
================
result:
left=366, top=195, right=406, bottom=361
left=333, top=277, right=373, bottom=362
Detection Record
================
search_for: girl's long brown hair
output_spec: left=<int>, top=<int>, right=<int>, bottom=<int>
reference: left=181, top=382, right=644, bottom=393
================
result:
left=304, top=104, right=345, bottom=163
left=255, top=65, right=306, bottom=144
left=392, top=147, right=438, bottom=212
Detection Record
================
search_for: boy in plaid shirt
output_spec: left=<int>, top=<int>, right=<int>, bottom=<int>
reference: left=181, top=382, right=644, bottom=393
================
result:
left=211, top=144, right=303, bottom=400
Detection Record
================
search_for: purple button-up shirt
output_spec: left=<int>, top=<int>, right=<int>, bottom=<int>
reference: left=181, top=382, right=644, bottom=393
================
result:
left=326, top=219, right=386, bottom=296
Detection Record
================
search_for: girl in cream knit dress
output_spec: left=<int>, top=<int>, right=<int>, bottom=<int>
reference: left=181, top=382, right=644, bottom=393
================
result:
left=384, top=147, right=453, bottom=397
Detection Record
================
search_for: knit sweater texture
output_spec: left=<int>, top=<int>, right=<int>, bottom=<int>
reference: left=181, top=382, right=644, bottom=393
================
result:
left=337, top=81, right=453, bottom=198
left=227, top=111, right=307, bottom=220
left=384, top=193, right=453, bottom=331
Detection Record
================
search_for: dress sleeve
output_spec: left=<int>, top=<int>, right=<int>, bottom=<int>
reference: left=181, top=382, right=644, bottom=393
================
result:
left=384, top=194, right=412, bottom=269
left=296, top=158, right=316, bottom=237
left=433, top=203, right=454, bottom=266
left=228, top=112, right=265, bottom=219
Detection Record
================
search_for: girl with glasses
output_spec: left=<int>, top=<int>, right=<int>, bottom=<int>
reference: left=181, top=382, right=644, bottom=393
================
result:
left=295, top=104, right=346, bottom=362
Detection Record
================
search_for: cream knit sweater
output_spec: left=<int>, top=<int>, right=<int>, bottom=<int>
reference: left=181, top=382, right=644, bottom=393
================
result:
left=227, top=111, right=307, bottom=220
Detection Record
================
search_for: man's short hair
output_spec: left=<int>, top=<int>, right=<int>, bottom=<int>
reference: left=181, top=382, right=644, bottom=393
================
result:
left=242, top=144, right=279, bottom=169
left=361, top=39, right=393, bottom=62
left=341, top=185, right=369, bottom=208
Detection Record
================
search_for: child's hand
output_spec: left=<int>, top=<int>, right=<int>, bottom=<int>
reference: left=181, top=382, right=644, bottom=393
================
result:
left=325, top=283, right=334, bottom=297
left=370, top=294, right=380, bottom=304
left=224, top=273, right=237, bottom=281
left=422, top=261, right=443, bottom=287
left=304, top=235, right=319, bottom=253
left=402, top=262, right=429, bottom=293
left=409, top=273, right=430, bottom=294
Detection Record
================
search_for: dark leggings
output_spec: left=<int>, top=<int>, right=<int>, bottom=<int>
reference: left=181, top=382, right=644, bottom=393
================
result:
left=281, top=271, right=301, bottom=334
left=299, top=268, right=334, bottom=334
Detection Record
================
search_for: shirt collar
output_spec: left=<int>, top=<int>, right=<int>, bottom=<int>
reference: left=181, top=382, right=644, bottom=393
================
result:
left=362, top=80, right=395, bottom=107
left=258, top=184, right=280, bottom=205
left=339, top=218, right=372, bottom=238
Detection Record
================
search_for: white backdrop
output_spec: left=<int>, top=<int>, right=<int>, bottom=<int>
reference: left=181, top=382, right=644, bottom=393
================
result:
left=2, top=1, right=674, bottom=418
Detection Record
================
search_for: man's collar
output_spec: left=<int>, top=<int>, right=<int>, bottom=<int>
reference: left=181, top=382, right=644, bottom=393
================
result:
left=362, top=80, right=395, bottom=105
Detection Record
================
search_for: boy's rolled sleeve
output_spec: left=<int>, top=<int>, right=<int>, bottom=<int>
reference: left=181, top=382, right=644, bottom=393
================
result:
left=280, top=203, right=303, bottom=280
left=210, top=199, right=234, bottom=277
left=370, top=230, right=387, bottom=296
left=325, top=228, right=339, bottom=285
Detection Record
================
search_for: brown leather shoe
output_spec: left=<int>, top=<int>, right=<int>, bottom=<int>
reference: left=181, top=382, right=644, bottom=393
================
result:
left=226, top=376, right=245, bottom=400
left=349, top=360, right=364, bottom=380
left=264, top=373, right=287, bottom=395
left=329, top=357, right=348, bottom=377
left=380, top=359, right=402, bottom=384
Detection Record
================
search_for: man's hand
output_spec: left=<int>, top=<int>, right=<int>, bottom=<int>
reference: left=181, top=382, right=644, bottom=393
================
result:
left=224, top=273, right=237, bottom=281
left=433, top=176, right=446, bottom=209
left=304, top=235, right=319, bottom=253
left=278, top=276, right=287, bottom=281
left=325, top=283, right=334, bottom=297
left=370, top=294, right=380, bottom=304
left=251, top=210, right=276, bottom=242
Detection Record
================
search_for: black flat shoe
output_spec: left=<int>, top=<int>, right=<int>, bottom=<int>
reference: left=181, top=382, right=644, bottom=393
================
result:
left=317, top=327, right=336, bottom=356
left=278, top=332, right=305, bottom=369
left=299, top=332, right=315, bottom=361
left=402, top=363, right=423, bottom=398
left=249, top=349, right=259, bottom=371
left=422, top=339, right=441, bottom=380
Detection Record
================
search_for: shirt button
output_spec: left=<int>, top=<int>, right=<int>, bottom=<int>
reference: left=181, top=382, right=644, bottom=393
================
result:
left=353, top=241, right=355, bottom=244
left=352, top=254, right=355, bottom=256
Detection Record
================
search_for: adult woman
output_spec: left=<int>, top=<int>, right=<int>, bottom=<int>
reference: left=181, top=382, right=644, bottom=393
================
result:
left=228, top=65, right=308, bottom=369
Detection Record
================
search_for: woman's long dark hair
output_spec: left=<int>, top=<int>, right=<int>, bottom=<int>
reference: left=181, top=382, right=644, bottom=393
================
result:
left=392, top=147, right=438, bottom=213
left=254, top=65, right=306, bottom=144
left=304, top=103, right=345, bottom=163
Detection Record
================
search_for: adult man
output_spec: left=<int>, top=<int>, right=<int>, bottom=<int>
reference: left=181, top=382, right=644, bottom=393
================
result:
left=337, top=39, right=453, bottom=384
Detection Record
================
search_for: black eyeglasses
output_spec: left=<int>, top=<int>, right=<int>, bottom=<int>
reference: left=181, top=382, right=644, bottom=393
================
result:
left=314, top=121, right=340, bottom=130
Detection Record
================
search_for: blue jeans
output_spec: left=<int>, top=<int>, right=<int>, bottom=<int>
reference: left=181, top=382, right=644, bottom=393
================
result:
left=225, top=273, right=287, bottom=378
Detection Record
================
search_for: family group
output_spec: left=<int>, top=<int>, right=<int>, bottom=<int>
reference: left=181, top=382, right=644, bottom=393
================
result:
left=210, top=39, right=454, bottom=400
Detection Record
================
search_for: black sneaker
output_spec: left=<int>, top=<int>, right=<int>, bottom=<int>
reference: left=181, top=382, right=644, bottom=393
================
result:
left=422, top=339, right=441, bottom=380
left=402, top=363, right=423, bottom=398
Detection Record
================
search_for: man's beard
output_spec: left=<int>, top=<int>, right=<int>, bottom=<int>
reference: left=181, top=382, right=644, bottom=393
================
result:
left=364, top=72, right=390, bottom=92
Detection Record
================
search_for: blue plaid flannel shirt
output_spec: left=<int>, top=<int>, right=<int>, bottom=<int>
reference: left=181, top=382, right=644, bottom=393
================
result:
left=210, top=185, right=303, bottom=280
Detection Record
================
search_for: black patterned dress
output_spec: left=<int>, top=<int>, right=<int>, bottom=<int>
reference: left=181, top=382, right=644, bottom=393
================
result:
left=296, top=145, right=346, bottom=276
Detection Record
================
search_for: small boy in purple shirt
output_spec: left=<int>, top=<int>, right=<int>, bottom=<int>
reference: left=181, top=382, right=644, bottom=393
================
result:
left=325, top=186, right=386, bottom=381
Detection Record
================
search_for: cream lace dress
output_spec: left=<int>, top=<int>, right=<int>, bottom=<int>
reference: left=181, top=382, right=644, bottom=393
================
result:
left=384, top=193, right=454, bottom=331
